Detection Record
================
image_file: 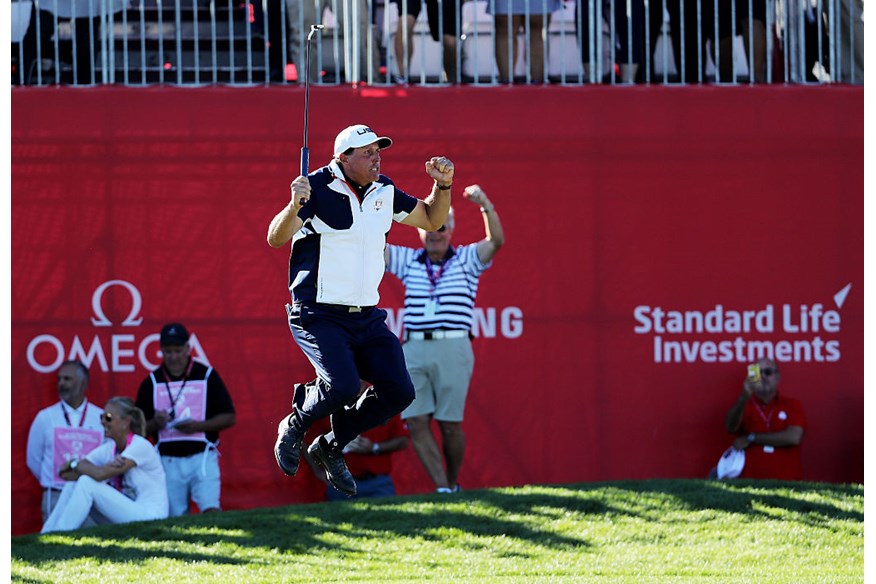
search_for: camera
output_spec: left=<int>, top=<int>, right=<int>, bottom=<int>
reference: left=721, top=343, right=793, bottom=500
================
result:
left=746, top=364, right=761, bottom=382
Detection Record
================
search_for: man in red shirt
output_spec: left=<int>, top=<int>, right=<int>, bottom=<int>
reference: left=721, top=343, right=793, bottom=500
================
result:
left=300, top=380, right=410, bottom=501
left=724, top=358, right=807, bottom=480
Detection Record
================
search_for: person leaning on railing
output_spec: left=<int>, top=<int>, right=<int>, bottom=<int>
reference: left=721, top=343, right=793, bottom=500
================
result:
left=839, top=0, right=863, bottom=83
left=285, top=0, right=378, bottom=83
left=578, top=0, right=644, bottom=83
left=647, top=0, right=711, bottom=84
left=17, top=0, right=125, bottom=85
left=392, top=0, right=460, bottom=84
left=488, top=0, right=562, bottom=83
left=707, top=0, right=766, bottom=82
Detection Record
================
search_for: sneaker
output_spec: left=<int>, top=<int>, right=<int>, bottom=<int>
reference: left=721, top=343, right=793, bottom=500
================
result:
left=274, top=413, right=305, bottom=477
left=392, top=74, right=408, bottom=85
left=308, top=435, right=357, bottom=496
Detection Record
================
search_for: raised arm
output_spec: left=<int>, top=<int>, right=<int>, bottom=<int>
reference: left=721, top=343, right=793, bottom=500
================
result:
left=400, top=156, right=455, bottom=231
left=267, top=176, right=311, bottom=248
left=725, top=379, right=755, bottom=433
left=463, top=184, right=505, bottom=264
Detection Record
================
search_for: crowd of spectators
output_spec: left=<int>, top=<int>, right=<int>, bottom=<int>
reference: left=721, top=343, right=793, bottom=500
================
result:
left=11, top=0, right=863, bottom=85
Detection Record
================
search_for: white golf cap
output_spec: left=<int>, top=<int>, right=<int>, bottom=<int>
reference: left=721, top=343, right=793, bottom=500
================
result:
left=333, top=124, right=392, bottom=157
left=716, top=446, right=745, bottom=479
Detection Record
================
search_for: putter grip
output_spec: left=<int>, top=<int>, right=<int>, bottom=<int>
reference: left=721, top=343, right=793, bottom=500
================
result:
left=300, top=146, right=309, bottom=175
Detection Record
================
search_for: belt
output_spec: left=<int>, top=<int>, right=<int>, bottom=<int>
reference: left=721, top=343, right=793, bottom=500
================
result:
left=407, top=330, right=469, bottom=341
left=313, top=303, right=375, bottom=313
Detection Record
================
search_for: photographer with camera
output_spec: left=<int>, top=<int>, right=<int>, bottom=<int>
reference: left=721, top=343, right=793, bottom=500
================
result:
left=723, top=358, right=807, bottom=480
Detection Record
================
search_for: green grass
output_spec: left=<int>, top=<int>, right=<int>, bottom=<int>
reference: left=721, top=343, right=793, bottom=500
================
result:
left=11, top=480, right=863, bottom=583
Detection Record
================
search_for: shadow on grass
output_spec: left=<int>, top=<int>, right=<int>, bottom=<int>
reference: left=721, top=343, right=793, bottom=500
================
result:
left=11, top=480, right=861, bottom=568
left=217, top=486, right=602, bottom=554
left=11, top=487, right=602, bottom=566
left=628, top=478, right=863, bottom=527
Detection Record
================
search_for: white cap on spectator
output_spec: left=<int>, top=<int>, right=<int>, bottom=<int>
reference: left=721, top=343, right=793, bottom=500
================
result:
left=334, top=125, right=392, bottom=157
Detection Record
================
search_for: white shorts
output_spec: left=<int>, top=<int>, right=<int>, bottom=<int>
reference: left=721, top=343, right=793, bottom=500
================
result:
left=162, top=447, right=221, bottom=516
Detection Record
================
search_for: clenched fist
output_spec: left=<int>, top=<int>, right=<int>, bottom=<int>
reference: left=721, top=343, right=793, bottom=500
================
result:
left=463, top=184, right=491, bottom=206
left=425, top=156, right=454, bottom=187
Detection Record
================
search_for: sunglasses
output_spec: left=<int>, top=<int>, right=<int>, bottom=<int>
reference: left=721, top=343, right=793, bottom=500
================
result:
left=761, top=368, right=779, bottom=377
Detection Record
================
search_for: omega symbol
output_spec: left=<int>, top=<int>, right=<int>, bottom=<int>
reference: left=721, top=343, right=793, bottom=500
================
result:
left=90, top=280, right=143, bottom=327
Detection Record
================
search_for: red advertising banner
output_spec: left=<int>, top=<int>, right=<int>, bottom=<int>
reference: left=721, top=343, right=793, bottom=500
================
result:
left=11, top=85, right=863, bottom=535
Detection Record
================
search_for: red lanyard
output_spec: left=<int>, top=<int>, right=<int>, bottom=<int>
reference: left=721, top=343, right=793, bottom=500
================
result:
left=751, top=400, right=776, bottom=431
left=425, top=256, right=451, bottom=298
left=60, top=401, right=88, bottom=427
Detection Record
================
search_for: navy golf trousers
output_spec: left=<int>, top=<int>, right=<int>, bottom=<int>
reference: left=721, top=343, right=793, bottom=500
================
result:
left=286, top=302, right=415, bottom=447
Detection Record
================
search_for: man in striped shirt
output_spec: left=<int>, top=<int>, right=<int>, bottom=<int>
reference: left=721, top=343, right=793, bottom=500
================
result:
left=385, top=184, right=504, bottom=493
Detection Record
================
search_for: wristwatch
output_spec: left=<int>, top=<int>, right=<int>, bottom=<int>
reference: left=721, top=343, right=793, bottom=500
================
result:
left=69, top=459, right=79, bottom=471
left=372, top=443, right=380, bottom=455
left=747, top=433, right=757, bottom=444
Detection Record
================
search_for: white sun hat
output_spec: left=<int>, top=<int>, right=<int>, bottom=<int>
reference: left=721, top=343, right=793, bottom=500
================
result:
left=716, top=446, right=745, bottom=479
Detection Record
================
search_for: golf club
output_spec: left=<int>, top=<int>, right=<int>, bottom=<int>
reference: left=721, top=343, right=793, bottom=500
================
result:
left=301, top=24, right=325, bottom=176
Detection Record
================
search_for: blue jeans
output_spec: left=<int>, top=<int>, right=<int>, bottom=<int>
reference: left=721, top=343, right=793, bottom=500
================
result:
left=287, top=303, right=415, bottom=446
left=325, top=473, right=396, bottom=501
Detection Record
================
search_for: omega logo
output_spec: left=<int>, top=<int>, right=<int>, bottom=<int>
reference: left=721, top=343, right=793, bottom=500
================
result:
left=90, top=279, right=143, bottom=327
left=26, top=279, right=209, bottom=374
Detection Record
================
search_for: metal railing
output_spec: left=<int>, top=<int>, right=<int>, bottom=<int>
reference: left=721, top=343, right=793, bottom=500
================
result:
left=10, top=0, right=864, bottom=86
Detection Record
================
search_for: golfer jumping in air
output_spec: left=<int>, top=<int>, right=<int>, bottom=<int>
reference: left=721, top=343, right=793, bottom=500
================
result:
left=267, top=124, right=454, bottom=496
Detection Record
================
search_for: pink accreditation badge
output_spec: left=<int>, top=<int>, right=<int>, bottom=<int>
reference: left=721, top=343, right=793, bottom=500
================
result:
left=52, top=427, right=103, bottom=484
left=156, top=379, right=208, bottom=442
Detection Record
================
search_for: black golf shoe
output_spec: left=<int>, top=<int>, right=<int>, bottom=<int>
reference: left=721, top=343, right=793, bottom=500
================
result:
left=274, top=413, right=306, bottom=477
left=308, top=435, right=357, bottom=496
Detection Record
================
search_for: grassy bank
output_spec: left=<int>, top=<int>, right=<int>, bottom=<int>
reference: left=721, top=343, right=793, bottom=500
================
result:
left=11, top=479, right=863, bottom=583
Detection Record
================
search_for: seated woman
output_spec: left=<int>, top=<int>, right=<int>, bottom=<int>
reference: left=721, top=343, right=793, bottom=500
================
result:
left=41, top=396, right=169, bottom=533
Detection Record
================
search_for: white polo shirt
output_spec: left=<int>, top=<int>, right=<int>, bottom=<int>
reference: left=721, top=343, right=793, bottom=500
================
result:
left=288, top=160, right=419, bottom=307
left=386, top=243, right=491, bottom=331
left=26, top=400, right=106, bottom=489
